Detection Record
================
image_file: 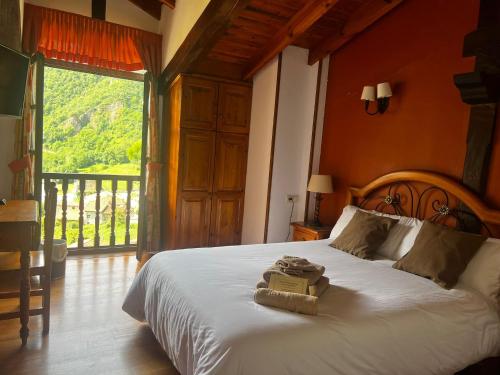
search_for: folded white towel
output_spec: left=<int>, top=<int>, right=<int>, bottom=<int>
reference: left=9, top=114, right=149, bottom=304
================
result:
left=256, top=276, right=330, bottom=297
left=263, top=255, right=325, bottom=285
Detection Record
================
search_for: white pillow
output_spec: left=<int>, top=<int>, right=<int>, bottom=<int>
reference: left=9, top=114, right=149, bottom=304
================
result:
left=329, top=205, right=358, bottom=239
left=378, top=215, right=423, bottom=260
left=458, top=238, right=500, bottom=304
left=329, top=205, right=423, bottom=260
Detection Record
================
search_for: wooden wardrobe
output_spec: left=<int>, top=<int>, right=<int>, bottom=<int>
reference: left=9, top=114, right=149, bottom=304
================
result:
left=164, top=74, right=252, bottom=249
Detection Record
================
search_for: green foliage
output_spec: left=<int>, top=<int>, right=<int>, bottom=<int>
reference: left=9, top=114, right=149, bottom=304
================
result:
left=127, top=140, right=142, bottom=162
left=54, top=221, right=138, bottom=248
left=43, top=67, right=144, bottom=175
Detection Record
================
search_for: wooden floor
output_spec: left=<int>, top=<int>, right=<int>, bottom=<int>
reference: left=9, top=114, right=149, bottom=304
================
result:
left=0, top=253, right=179, bottom=375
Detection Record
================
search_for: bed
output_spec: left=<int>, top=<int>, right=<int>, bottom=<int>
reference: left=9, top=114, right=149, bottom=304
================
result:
left=123, top=171, right=500, bottom=375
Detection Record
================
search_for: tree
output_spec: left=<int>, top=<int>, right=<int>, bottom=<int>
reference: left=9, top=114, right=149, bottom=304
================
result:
left=127, top=140, right=142, bottom=162
left=43, top=67, right=144, bottom=175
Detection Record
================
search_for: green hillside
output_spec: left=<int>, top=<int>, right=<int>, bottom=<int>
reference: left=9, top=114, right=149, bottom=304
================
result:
left=43, top=67, right=144, bottom=175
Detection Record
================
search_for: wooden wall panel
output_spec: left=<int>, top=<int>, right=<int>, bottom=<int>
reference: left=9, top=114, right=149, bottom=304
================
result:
left=180, top=129, right=216, bottom=192
left=318, top=0, right=485, bottom=224
left=210, top=192, right=244, bottom=246
left=177, top=192, right=212, bottom=249
left=180, top=77, right=218, bottom=130
left=0, top=0, right=21, bottom=50
left=485, top=106, right=500, bottom=207
left=217, top=84, right=252, bottom=133
left=214, top=133, right=248, bottom=192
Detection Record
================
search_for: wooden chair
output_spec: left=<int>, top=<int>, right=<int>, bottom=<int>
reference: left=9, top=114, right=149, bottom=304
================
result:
left=0, top=182, right=58, bottom=340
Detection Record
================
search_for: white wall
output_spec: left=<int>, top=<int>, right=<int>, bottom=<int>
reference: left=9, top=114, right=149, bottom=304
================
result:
left=25, top=0, right=159, bottom=33
left=26, top=0, right=90, bottom=16
left=241, top=57, right=279, bottom=245
left=266, top=46, right=320, bottom=243
left=159, top=0, right=210, bottom=68
left=106, top=0, right=159, bottom=33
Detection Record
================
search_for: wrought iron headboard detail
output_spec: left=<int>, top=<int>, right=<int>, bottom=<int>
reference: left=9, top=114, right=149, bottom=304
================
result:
left=347, top=171, right=500, bottom=236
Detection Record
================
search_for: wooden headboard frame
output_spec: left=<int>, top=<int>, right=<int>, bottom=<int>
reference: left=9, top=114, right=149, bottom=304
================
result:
left=346, top=170, right=500, bottom=233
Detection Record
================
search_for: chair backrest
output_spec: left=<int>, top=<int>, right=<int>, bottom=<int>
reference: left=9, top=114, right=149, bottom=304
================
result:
left=43, top=182, right=58, bottom=272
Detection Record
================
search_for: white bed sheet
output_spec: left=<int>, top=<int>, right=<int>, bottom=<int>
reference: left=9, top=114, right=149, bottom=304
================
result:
left=123, top=240, right=500, bottom=375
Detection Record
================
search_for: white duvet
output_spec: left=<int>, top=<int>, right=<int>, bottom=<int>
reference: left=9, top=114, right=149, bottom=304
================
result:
left=123, top=240, right=500, bottom=375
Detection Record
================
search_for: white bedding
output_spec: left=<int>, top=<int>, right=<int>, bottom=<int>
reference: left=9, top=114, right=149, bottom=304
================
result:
left=123, top=240, right=500, bottom=375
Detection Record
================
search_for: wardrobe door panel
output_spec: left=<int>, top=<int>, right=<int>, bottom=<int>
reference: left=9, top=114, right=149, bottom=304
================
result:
left=180, top=129, right=215, bottom=192
left=214, top=133, right=248, bottom=192
left=217, top=84, right=251, bottom=134
left=209, top=193, right=243, bottom=246
left=181, top=77, right=218, bottom=130
left=177, top=192, right=211, bottom=249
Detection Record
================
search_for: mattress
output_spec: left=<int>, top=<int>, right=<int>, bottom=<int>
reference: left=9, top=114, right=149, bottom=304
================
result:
left=123, top=240, right=500, bottom=375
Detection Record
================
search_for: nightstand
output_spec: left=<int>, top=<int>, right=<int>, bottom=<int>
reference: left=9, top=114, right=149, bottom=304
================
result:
left=291, top=222, right=333, bottom=241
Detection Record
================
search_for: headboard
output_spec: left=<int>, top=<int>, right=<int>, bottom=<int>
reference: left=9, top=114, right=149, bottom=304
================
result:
left=346, top=170, right=500, bottom=236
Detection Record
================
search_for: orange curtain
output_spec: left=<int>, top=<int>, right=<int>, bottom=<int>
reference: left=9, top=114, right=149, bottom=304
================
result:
left=22, top=4, right=161, bottom=75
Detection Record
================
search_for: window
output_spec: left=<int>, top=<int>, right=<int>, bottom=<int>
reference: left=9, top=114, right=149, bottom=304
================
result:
left=42, top=66, right=145, bottom=250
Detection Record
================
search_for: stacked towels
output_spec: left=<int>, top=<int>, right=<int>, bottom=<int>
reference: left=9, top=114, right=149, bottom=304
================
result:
left=256, top=255, right=330, bottom=297
left=254, top=256, right=330, bottom=315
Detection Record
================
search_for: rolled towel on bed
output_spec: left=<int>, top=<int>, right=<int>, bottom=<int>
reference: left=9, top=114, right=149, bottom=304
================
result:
left=256, top=276, right=330, bottom=297
left=254, top=288, right=318, bottom=315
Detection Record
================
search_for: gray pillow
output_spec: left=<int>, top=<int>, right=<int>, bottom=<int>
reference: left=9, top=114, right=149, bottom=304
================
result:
left=393, top=220, right=486, bottom=289
left=330, top=210, right=398, bottom=259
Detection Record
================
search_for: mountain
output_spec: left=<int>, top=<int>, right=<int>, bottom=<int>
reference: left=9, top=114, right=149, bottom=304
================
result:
left=43, top=67, right=144, bottom=174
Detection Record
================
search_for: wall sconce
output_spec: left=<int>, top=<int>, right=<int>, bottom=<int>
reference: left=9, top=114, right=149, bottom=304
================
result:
left=361, top=82, right=392, bottom=115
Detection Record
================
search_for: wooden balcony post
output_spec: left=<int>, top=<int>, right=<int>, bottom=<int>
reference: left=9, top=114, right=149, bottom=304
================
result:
left=94, top=179, right=101, bottom=247
left=110, top=179, right=117, bottom=247
left=78, top=179, right=85, bottom=249
left=61, top=178, right=68, bottom=240
left=125, top=180, right=132, bottom=246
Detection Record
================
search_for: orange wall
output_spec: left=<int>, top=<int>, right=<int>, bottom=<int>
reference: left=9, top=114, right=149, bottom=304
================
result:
left=319, top=0, right=500, bottom=223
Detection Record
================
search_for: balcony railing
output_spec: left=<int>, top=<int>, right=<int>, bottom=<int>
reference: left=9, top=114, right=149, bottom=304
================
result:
left=41, top=172, right=141, bottom=253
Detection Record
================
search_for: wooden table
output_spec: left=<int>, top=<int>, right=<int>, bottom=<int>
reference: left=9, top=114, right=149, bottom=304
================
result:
left=291, top=222, right=333, bottom=241
left=0, top=200, right=39, bottom=345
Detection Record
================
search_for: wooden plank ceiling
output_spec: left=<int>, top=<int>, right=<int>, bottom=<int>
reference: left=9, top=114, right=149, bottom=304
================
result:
left=163, top=0, right=403, bottom=85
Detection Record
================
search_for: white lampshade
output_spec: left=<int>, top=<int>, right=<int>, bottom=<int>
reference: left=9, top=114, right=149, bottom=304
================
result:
left=361, top=86, right=375, bottom=101
left=307, top=175, right=333, bottom=194
left=377, top=82, right=392, bottom=98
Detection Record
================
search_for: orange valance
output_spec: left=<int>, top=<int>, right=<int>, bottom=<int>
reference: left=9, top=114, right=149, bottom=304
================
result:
left=22, top=4, right=162, bottom=76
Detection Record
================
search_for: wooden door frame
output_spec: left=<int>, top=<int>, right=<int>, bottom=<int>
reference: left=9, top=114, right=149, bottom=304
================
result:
left=137, top=73, right=150, bottom=258
left=33, top=53, right=45, bottom=206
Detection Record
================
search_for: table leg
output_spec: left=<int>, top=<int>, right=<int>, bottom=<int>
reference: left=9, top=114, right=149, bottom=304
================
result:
left=19, top=241, right=31, bottom=346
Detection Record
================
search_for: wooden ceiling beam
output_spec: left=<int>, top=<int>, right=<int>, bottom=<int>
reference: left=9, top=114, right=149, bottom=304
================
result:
left=92, top=0, right=106, bottom=20
left=128, top=0, right=162, bottom=20
left=308, top=0, right=404, bottom=65
left=160, top=0, right=251, bottom=88
left=159, top=0, right=175, bottom=9
left=243, top=0, right=339, bottom=79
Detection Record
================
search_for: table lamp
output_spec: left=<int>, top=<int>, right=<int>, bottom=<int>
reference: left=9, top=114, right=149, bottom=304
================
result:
left=307, top=174, right=333, bottom=225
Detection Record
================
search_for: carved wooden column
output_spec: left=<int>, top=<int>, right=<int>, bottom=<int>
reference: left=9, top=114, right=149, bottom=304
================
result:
left=454, top=0, right=500, bottom=231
